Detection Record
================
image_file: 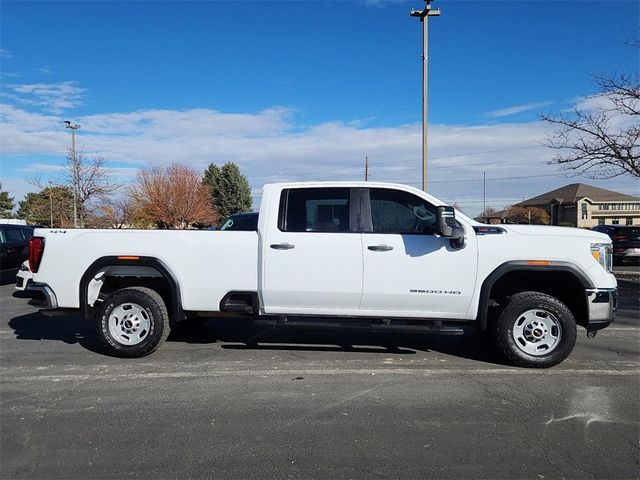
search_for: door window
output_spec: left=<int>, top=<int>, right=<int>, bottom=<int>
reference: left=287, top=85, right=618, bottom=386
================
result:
left=369, top=188, right=437, bottom=234
left=280, top=188, right=351, bottom=233
left=5, top=228, right=24, bottom=242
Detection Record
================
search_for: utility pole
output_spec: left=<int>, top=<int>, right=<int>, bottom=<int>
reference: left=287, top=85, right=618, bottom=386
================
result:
left=48, top=179, right=53, bottom=228
left=64, top=120, right=81, bottom=228
left=410, top=0, right=440, bottom=192
left=364, top=156, right=369, bottom=181
left=483, top=171, right=486, bottom=222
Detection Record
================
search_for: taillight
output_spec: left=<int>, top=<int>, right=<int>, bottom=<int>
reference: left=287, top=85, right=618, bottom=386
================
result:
left=613, top=234, right=627, bottom=241
left=28, top=237, right=45, bottom=273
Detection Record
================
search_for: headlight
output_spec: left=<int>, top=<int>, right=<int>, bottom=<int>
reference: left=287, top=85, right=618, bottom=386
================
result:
left=591, top=243, right=613, bottom=273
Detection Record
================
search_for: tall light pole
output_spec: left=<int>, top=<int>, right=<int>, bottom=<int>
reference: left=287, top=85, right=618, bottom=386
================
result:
left=48, top=179, right=54, bottom=228
left=411, top=0, right=440, bottom=192
left=64, top=120, right=81, bottom=228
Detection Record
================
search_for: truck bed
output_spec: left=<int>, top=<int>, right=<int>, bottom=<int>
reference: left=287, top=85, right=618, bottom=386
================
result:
left=32, top=229, right=259, bottom=311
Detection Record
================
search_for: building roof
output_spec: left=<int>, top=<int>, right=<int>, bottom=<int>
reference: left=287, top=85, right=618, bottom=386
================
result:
left=517, top=183, right=640, bottom=206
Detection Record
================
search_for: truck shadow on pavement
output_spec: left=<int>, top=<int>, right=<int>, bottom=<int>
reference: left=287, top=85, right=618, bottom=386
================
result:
left=171, top=318, right=509, bottom=365
left=8, top=312, right=105, bottom=354
left=8, top=312, right=508, bottom=365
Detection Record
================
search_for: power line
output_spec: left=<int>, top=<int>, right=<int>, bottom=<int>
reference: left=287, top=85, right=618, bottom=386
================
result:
left=399, top=173, right=563, bottom=185
left=270, top=145, right=542, bottom=180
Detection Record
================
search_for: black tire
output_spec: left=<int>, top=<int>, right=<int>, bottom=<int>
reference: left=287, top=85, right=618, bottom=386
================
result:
left=96, top=287, right=170, bottom=358
left=494, top=291, right=577, bottom=368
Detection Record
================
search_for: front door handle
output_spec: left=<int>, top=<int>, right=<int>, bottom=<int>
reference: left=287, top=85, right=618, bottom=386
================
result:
left=270, top=243, right=295, bottom=250
left=367, top=244, right=393, bottom=252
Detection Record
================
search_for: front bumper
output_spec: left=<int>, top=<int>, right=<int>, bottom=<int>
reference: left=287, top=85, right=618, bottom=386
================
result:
left=13, top=279, right=58, bottom=310
left=585, top=288, right=617, bottom=332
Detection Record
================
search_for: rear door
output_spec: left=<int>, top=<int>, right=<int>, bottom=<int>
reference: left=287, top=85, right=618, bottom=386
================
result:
left=261, top=187, right=364, bottom=314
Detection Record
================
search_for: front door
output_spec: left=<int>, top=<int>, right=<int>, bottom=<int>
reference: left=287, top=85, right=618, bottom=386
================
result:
left=261, top=187, right=364, bottom=315
left=359, top=188, right=478, bottom=318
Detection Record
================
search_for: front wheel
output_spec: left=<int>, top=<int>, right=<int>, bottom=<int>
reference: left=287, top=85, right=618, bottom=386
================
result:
left=494, top=291, right=577, bottom=368
left=96, top=287, right=171, bottom=357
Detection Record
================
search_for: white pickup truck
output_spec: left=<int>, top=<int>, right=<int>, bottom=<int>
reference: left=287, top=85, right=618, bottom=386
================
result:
left=16, top=182, right=617, bottom=367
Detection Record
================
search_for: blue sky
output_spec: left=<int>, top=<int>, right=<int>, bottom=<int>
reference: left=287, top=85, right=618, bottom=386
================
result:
left=1, top=0, right=638, bottom=215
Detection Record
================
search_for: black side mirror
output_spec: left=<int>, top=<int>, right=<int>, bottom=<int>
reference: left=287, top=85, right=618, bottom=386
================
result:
left=436, top=206, right=456, bottom=237
left=436, top=206, right=466, bottom=248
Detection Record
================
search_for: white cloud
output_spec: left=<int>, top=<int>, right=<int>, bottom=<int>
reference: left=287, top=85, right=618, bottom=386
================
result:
left=16, top=163, right=66, bottom=174
left=574, top=94, right=613, bottom=112
left=1, top=102, right=638, bottom=216
left=3, top=81, right=85, bottom=113
left=0, top=49, right=12, bottom=59
left=485, top=101, right=554, bottom=118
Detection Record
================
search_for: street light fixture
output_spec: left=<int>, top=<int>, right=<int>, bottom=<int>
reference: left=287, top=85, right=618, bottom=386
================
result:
left=410, top=0, right=440, bottom=192
left=64, top=120, right=81, bottom=228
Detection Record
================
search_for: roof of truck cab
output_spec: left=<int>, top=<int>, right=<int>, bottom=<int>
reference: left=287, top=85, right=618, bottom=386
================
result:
left=263, top=181, right=445, bottom=202
left=262, top=181, right=478, bottom=225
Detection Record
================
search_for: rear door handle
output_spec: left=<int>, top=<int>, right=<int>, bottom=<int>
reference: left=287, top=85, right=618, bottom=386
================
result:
left=367, top=244, right=393, bottom=252
left=270, top=243, right=295, bottom=250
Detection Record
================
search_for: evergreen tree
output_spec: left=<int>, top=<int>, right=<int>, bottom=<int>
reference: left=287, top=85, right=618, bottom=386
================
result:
left=0, top=183, right=15, bottom=218
left=203, top=162, right=252, bottom=223
left=17, top=186, right=74, bottom=227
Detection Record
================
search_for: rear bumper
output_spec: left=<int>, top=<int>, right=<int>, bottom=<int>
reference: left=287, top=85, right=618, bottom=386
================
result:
left=13, top=280, right=58, bottom=310
left=585, top=288, right=617, bottom=332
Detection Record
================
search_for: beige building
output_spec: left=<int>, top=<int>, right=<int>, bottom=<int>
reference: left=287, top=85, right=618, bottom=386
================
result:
left=484, top=183, right=640, bottom=227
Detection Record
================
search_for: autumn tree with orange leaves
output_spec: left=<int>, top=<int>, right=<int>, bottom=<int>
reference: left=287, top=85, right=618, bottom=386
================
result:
left=132, top=164, right=218, bottom=229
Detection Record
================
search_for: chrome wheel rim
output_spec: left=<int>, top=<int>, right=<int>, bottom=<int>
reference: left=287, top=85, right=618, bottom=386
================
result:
left=108, top=302, right=151, bottom=346
left=512, top=309, right=562, bottom=356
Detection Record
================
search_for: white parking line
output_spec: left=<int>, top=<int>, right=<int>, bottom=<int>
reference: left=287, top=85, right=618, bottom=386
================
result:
left=2, top=367, right=639, bottom=382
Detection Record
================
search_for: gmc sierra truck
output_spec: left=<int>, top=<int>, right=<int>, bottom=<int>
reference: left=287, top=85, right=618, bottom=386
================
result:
left=16, top=182, right=617, bottom=367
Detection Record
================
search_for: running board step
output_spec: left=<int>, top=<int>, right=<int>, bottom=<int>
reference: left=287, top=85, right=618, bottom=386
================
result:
left=220, top=292, right=257, bottom=314
left=222, top=300, right=254, bottom=313
left=253, top=317, right=465, bottom=335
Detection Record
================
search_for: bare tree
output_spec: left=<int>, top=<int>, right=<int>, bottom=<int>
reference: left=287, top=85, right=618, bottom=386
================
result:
left=28, top=151, right=121, bottom=227
left=61, top=150, right=121, bottom=227
left=88, top=194, right=136, bottom=229
left=132, top=164, right=218, bottom=229
left=503, top=206, right=550, bottom=225
left=541, top=40, right=639, bottom=179
left=479, top=206, right=498, bottom=222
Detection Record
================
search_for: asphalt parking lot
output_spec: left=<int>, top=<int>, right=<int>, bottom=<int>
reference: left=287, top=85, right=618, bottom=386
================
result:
left=1, top=281, right=639, bottom=479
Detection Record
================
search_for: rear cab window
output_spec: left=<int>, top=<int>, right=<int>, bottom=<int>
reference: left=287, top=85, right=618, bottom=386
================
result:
left=279, top=188, right=351, bottom=233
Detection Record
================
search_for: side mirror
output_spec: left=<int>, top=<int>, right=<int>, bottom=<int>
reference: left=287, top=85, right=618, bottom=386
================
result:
left=436, top=206, right=466, bottom=248
left=436, top=206, right=456, bottom=237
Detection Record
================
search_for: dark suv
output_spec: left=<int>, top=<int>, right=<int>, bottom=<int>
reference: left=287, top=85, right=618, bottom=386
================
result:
left=0, top=224, right=35, bottom=272
left=592, top=225, right=640, bottom=264
left=219, top=212, right=259, bottom=231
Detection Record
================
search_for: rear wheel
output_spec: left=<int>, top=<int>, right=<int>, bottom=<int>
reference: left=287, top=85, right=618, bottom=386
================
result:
left=96, top=287, right=170, bottom=357
left=494, top=291, right=576, bottom=368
